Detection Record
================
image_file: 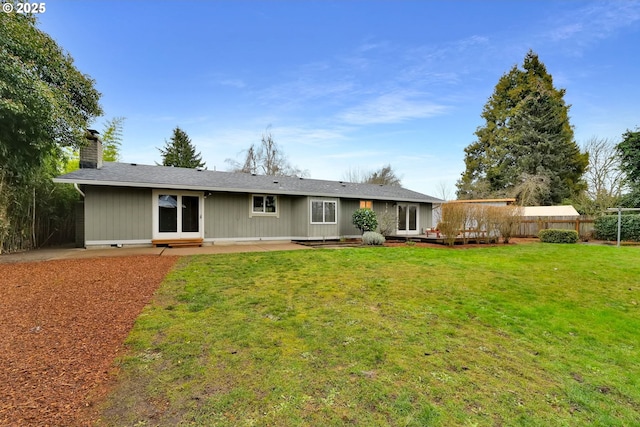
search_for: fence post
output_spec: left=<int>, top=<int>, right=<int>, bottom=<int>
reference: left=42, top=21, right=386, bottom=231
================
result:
left=617, top=207, right=622, bottom=248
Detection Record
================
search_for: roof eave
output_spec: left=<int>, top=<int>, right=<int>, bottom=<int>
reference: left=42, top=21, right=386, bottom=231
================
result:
left=53, top=178, right=439, bottom=203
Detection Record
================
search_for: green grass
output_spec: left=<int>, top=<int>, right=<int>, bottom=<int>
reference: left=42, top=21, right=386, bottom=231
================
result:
left=99, top=244, right=640, bottom=426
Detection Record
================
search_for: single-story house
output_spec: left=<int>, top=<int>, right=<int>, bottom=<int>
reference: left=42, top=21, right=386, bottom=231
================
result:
left=53, top=137, right=442, bottom=248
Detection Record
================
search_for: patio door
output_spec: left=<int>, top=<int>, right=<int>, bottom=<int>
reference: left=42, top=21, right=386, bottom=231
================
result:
left=152, top=190, right=203, bottom=240
left=397, top=204, right=419, bottom=235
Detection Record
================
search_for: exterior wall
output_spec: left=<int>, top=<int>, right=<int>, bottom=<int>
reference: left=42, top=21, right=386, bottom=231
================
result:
left=84, top=186, right=152, bottom=243
left=290, top=197, right=308, bottom=237
left=339, top=199, right=361, bottom=236
left=419, top=203, right=433, bottom=231
left=340, top=199, right=433, bottom=236
left=75, top=201, right=85, bottom=248
left=205, top=192, right=307, bottom=240
left=83, top=185, right=435, bottom=245
left=205, top=194, right=342, bottom=240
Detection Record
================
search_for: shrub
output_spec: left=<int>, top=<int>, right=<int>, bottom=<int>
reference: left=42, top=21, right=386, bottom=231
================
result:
left=362, top=231, right=386, bottom=245
left=494, top=205, right=523, bottom=243
left=539, top=229, right=579, bottom=244
left=377, top=210, right=396, bottom=236
left=439, top=203, right=466, bottom=246
left=593, top=214, right=640, bottom=242
left=352, top=208, right=378, bottom=233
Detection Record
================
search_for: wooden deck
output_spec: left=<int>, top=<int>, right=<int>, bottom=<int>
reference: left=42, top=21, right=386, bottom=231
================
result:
left=151, top=238, right=204, bottom=248
left=387, top=231, right=499, bottom=245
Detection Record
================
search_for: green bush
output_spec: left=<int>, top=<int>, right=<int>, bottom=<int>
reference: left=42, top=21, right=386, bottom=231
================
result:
left=593, top=214, right=640, bottom=242
left=539, top=229, right=579, bottom=244
left=362, top=231, right=386, bottom=245
left=352, top=208, right=378, bottom=233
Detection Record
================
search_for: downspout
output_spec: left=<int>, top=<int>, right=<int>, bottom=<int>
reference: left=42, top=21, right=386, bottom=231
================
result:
left=74, top=183, right=85, bottom=198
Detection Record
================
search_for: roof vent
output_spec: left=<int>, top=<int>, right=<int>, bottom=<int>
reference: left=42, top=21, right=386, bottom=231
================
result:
left=251, top=173, right=256, bottom=176
left=273, top=180, right=279, bottom=184
left=130, top=163, right=137, bottom=166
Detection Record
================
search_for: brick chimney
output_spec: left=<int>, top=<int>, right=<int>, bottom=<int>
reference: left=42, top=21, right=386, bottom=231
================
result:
left=80, top=129, right=103, bottom=169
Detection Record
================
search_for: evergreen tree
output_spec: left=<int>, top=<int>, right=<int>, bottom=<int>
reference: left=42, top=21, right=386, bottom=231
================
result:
left=617, top=128, right=640, bottom=207
left=457, top=51, right=588, bottom=205
left=158, top=127, right=206, bottom=168
left=617, top=128, right=640, bottom=185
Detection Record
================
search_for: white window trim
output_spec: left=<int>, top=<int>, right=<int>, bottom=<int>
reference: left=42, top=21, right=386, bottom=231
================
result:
left=310, top=199, right=337, bottom=224
left=249, top=194, right=279, bottom=218
left=152, top=189, right=204, bottom=240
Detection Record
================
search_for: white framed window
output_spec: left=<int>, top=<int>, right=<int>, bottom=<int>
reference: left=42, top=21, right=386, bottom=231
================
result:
left=311, top=200, right=337, bottom=224
left=251, top=194, right=278, bottom=216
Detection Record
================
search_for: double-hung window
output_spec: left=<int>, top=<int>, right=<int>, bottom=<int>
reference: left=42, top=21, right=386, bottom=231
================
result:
left=311, top=200, right=337, bottom=224
left=252, top=195, right=277, bottom=215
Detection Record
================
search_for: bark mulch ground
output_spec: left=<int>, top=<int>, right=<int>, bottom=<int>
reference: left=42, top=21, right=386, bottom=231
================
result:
left=0, top=255, right=179, bottom=426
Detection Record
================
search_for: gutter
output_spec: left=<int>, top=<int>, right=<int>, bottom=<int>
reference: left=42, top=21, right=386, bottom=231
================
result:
left=73, top=183, right=85, bottom=198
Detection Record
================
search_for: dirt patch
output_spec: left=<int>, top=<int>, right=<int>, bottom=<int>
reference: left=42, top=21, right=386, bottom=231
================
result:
left=0, top=255, right=179, bottom=426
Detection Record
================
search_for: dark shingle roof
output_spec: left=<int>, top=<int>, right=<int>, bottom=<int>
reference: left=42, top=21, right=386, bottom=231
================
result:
left=54, top=162, right=441, bottom=203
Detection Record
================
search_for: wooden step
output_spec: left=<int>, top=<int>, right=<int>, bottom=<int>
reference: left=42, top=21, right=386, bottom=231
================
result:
left=152, top=238, right=203, bottom=248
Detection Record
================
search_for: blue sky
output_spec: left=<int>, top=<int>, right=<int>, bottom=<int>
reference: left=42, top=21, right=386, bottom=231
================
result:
left=38, top=1, right=640, bottom=198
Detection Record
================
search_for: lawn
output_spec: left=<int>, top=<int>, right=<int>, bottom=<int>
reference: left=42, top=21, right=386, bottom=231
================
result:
left=99, top=243, right=640, bottom=426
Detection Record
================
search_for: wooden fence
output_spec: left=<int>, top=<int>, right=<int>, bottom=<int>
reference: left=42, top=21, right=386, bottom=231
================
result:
left=516, top=215, right=594, bottom=238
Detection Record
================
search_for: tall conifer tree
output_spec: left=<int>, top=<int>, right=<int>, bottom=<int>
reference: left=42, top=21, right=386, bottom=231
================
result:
left=158, top=127, right=206, bottom=168
left=457, top=51, right=588, bottom=205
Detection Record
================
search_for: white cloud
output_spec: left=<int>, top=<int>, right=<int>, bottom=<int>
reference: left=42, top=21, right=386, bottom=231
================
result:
left=338, top=91, right=449, bottom=125
left=271, top=125, right=352, bottom=148
left=544, top=1, right=640, bottom=47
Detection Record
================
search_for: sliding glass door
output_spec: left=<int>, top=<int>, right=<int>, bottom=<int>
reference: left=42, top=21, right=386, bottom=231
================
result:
left=153, top=191, right=203, bottom=239
left=397, top=204, right=419, bottom=235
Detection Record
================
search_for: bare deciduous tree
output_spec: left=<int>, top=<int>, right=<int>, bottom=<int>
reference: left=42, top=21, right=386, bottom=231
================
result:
left=342, top=164, right=402, bottom=186
left=512, top=173, right=551, bottom=206
left=226, top=129, right=308, bottom=177
left=582, top=137, right=625, bottom=211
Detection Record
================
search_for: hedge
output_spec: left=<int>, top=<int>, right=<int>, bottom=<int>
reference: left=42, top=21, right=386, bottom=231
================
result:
left=593, top=214, right=640, bottom=242
left=539, top=229, right=579, bottom=244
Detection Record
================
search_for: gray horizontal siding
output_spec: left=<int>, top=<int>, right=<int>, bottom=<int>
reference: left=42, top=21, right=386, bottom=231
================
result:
left=340, top=199, right=433, bottom=235
left=419, top=203, right=433, bottom=231
left=339, top=199, right=361, bottom=236
left=205, top=193, right=306, bottom=239
left=85, top=186, right=152, bottom=241
left=82, top=186, right=434, bottom=243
